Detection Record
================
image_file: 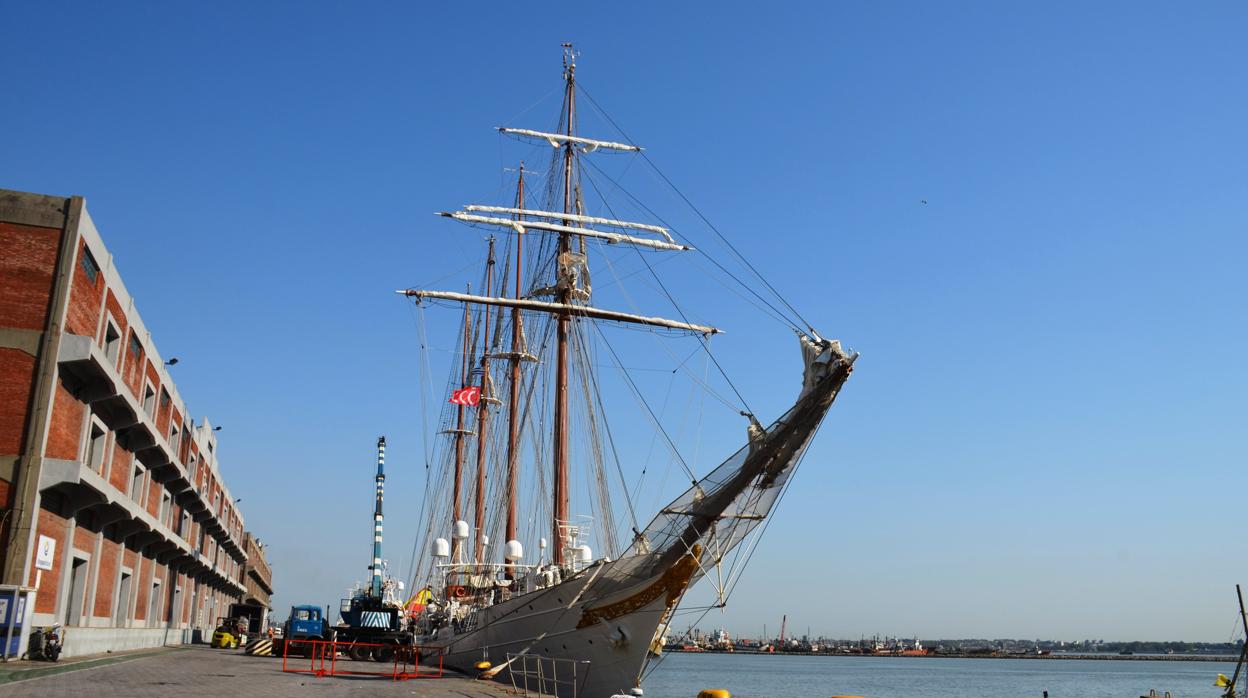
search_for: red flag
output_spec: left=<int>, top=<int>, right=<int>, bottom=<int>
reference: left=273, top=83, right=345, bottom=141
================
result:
left=449, top=386, right=481, bottom=407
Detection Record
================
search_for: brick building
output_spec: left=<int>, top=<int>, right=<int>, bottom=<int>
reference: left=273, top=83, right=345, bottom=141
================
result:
left=238, top=532, right=273, bottom=633
left=0, top=188, right=250, bottom=656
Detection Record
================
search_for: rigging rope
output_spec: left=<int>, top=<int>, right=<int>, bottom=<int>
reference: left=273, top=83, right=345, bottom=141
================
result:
left=578, top=84, right=818, bottom=335
left=589, top=319, right=699, bottom=485
left=580, top=165, right=756, bottom=417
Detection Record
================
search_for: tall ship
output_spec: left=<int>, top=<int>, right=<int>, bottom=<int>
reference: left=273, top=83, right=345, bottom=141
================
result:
left=398, top=46, right=856, bottom=697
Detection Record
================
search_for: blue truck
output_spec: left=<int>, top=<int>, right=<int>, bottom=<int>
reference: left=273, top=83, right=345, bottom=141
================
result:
left=274, top=604, right=328, bottom=656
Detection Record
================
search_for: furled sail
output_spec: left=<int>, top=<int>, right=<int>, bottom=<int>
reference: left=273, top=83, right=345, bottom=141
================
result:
left=497, top=127, right=641, bottom=152
left=464, top=205, right=675, bottom=242
left=439, top=212, right=690, bottom=252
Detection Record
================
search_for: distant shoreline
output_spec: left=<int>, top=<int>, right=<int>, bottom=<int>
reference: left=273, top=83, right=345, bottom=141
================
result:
left=665, top=649, right=1239, bottom=662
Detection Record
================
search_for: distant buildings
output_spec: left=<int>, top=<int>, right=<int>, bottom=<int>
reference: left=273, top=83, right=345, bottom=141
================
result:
left=0, top=188, right=255, bottom=656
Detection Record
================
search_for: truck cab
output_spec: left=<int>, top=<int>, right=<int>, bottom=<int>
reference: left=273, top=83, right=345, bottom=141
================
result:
left=285, top=605, right=327, bottom=640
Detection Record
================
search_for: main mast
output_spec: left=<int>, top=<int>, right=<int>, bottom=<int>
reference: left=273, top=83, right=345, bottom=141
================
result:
left=552, top=45, right=576, bottom=565
left=473, top=239, right=495, bottom=564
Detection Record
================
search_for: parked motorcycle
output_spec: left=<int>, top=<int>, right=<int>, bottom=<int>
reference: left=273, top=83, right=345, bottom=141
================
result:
left=24, top=623, right=62, bottom=661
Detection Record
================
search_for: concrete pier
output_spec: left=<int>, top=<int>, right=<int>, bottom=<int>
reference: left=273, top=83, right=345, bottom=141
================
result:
left=0, top=645, right=513, bottom=697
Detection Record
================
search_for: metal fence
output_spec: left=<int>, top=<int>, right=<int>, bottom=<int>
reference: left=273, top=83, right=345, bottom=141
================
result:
left=280, top=638, right=444, bottom=680
left=505, top=653, right=590, bottom=698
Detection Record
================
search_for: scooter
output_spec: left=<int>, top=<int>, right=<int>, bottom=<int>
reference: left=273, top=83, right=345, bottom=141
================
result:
left=24, top=623, right=63, bottom=661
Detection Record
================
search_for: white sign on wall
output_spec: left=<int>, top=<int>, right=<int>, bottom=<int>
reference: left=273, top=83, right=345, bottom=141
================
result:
left=35, top=535, right=56, bottom=571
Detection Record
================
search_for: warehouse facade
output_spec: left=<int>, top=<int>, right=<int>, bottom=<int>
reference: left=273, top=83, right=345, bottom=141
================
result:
left=0, top=188, right=249, bottom=656
left=236, top=532, right=273, bottom=634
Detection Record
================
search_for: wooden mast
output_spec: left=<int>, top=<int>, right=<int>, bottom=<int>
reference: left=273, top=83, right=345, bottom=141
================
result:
left=473, top=239, right=495, bottom=564
left=505, top=165, right=525, bottom=572
left=452, top=284, right=472, bottom=560
left=552, top=45, right=576, bottom=566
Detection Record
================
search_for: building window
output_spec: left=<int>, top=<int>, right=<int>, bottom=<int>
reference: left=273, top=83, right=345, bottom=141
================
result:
left=104, top=322, right=121, bottom=365
left=131, top=465, right=146, bottom=501
left=160, top=492, right=172, bottom=526
left=142, top=384, right=155, bottom=418
left=159, top=389, right=170, bottom=410
left=115, top=572, right=132, bottom=627
left=85, top=421, right=107, bottom=472
left=149, top=580, right=162, bottom=626
left=65, top=557, right=89, bottom=625
left=80, top=247, right=100, bottom=283
left=129, top=332, right=143, bottom=359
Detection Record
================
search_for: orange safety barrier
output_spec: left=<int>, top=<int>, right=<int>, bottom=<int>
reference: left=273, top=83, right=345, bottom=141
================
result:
left=280, top=638, right=445, bottom=680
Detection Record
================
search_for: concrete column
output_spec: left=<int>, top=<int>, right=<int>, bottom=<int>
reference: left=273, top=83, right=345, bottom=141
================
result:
left=2, top=196, right=83, bottom=586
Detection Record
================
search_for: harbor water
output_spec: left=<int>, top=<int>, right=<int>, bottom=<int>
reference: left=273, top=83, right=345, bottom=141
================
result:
left=643, top=653, right=1238, bottom=697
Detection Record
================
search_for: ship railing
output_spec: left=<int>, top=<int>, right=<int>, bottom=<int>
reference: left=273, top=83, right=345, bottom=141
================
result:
left=505, top=652, right=590, bottom=698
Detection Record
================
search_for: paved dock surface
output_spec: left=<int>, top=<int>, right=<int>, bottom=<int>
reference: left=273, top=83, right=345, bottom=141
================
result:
left=1, top=645, right=514, bottom=697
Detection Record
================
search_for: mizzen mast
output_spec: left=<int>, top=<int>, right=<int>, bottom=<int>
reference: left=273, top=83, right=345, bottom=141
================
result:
left=469, top=237, right=494, bottom=564
left=473, top=239, right=496, bottom=564
left=451, top=287, right=471, bottom=560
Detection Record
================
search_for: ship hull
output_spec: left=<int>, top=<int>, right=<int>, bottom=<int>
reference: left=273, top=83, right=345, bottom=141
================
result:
left=421, top=559, right=675, bottom=698
left=417, top=336, right=856, bottom=697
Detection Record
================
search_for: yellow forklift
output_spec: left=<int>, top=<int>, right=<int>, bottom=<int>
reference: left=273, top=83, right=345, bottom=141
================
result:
left=210, top=616, right=247, bottom=649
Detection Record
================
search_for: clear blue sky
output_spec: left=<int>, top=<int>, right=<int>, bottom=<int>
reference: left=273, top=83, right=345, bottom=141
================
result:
left=3, top=2, right=1245, bottom=641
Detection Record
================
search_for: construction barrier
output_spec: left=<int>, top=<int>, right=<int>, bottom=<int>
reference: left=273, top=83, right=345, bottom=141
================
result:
left=245, top=638, right=273, bottom=656
left=280, top=638, right=444, bottom=680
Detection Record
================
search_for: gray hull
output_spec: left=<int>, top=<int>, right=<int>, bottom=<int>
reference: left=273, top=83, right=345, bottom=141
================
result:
left=422, top=559, right=675, bottom=697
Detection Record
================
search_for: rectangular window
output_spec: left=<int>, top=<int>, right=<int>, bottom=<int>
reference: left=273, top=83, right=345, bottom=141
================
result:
left=149, top=581, right=162, bottom=626
left=131, top=465, right=146, bottom=501
left=159, top=389, right=170, bottom=409
left=65, top=557, right=89, bottom=625
left=104, top=322, right=121, bottom=365
left=142, top=385, right=155, bottom=418
left=80, top=247, right=100, bottom=283
left=115, top=572, right=132, bottom=627
left=160, top=492, right=171, bottom=526
left=129, top=332, right=143, bottom=358
left=85, top=422, right=107, bottom=472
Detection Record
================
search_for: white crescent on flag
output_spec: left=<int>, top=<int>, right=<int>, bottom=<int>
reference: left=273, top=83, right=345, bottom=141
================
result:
left=449, top=386, right=481, bottom=407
